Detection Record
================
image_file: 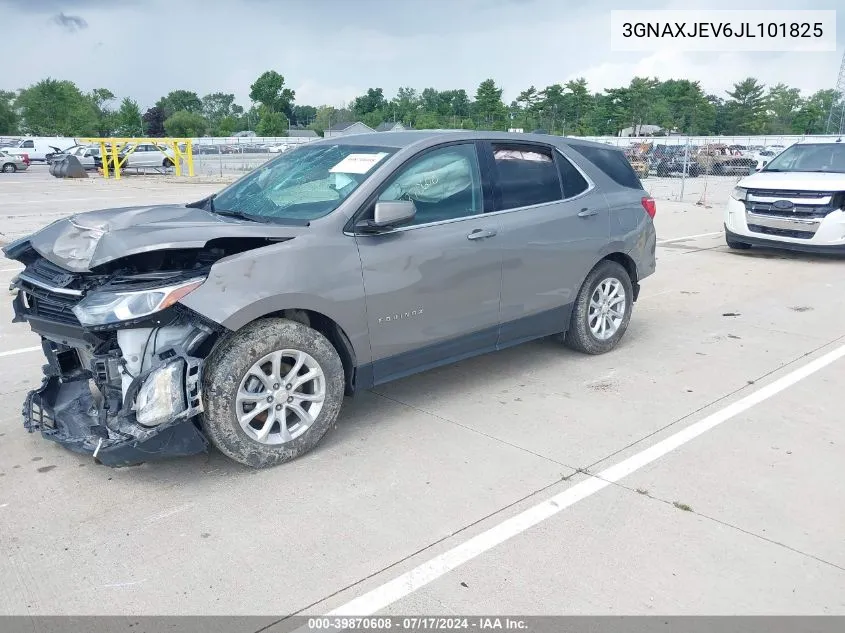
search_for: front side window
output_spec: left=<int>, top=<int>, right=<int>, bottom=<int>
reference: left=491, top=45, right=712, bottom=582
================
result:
left=377, top=143, right=483, bottom=226
left=213, top=144, right=396, bottom=223
left=764, top=143, right=845, bottom=174
left=492, top=143, right=562, bottom=210
left=23, top=140, right=34, bottom=148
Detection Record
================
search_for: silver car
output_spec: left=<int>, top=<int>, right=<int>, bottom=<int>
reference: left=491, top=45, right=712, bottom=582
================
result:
left=0, top=150, right=29, bottom=172
left=4, top=131, right=657, bottom=468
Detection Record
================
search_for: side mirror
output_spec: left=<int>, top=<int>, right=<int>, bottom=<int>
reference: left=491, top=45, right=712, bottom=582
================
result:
left=356, top=200, right=416, bottom=233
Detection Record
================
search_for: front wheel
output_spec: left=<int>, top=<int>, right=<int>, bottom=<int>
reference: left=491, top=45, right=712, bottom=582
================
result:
left=202, top=318, right=345, bottom=468
left=563, top=260, right=633, bottom=355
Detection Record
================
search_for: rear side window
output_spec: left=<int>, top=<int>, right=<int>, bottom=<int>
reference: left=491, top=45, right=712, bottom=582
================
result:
left=573, top=145, right=643, bottom=190
left=556, top=153, right=590, bottom=198
left=491, top=143, right=563, bottom=210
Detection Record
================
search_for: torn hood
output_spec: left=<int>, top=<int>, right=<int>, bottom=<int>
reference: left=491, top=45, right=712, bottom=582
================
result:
left=25, top=204, right=305, bottom=272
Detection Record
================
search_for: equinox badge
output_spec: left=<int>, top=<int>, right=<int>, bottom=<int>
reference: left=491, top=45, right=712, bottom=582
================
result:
left=378, top=308, right=423, bottom=325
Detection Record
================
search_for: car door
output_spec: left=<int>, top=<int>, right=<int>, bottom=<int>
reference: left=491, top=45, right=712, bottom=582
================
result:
left=484, top=141, right=609, bottom=346
left=353, top=142, right=502, bottom=384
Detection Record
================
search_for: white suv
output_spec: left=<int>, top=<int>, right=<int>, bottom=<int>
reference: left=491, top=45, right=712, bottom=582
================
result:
left=724, top=138, right=845, bottom=254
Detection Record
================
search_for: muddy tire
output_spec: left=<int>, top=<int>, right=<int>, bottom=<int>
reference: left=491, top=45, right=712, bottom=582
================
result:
left=562, top=260, right=633, bottom=355
left=201, top=318, right=345, bottom=468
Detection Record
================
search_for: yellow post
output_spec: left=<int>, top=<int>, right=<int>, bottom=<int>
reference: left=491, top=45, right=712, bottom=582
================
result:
left=110, top=142, right=122, bottom=180
left=99, top=140, right=109, bottom=178
left=185, top=139, right=194, bottom=177
left=171, top=140, right=182, bottom=177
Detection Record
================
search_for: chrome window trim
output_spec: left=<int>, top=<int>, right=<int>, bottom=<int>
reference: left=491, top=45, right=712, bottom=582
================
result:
left=344, top=143, right=597, bottom=236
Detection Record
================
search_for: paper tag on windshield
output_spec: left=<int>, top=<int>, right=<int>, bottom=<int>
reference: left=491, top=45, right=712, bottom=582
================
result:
left=330, top=152, right=389, bottom=174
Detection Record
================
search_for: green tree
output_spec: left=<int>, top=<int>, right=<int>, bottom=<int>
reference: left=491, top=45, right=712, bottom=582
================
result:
left=216, top=115, right=238, bottom=137
left=16, top=78, right=98, bottom=135
left=765, top=83, right=803, bottom=134
left=538, top=84, right=565, bottom=132
left=255, top=108, right=288, bottom=136
left=142, top=105, right=166, bottom=137
left=353, top=88, right=387, bottom=117
left=793, top=89, right=838, bottom=134
left=249, top=70, right=295, bottom=117
left=473, top=79, right=507, bottom=129
left=656, top=79, right=713, bottom=134
left=292, top=105, right=317, bottom=127
left=163, top=110, right=207, bottom=137
left=309, top=105, right=337, bottom=136
left=390, top=86, right=420, bottom=125
left=201, top=92, right=236, bottom=132
left=725, top=77, right=767, bottom=134
left=115, top=97, right=143, bottom=136
left=563, top=79, right=591, bottom=134
left=0, top=90, right=17, bottom=134
left=156, top=90, right=202, bottom=119
left=88, top=88, right=116, bottom=136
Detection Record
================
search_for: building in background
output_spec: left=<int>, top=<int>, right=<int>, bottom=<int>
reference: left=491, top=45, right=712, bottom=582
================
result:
left=376, top=122, right=407, bottom=132
left=324, top=122, right=376, bottom=138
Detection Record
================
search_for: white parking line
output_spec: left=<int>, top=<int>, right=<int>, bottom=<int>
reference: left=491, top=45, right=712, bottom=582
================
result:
left=326, top=341, right=845, bottom=617
left=657, top=231, right=723, bottom=245
left=0, top=346, right=41, bottom=358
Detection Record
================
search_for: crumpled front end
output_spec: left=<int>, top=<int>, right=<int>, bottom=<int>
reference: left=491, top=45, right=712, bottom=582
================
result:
left=5, top=238, right=223, bottom=467
left=22, top=336, right=209, bottom=468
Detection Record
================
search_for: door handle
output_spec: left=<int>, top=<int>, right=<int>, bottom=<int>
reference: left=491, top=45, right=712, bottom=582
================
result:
left=467, top=228, right=497, bottom=241
left=577, top=208, right=598, bottom=217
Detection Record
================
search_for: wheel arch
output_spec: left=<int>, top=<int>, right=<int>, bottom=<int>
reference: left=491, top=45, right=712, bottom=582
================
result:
left=596, top=252, right=640, bottom=301
left=227, top=308, right=359, bottom=396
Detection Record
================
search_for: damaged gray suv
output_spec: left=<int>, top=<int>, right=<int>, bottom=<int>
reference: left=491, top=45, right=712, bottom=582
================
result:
left=4, top=131, right=656, bottom=468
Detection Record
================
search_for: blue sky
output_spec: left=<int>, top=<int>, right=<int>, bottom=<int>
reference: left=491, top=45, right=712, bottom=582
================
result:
left=0, top=0, right=842, bottom=110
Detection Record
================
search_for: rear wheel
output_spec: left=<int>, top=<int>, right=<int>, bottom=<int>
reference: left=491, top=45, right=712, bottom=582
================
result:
left=202, top=318, right=345, bottom=468
left=563, top=260, right=633, bottom=355
left=163, top=158, right=174, bottom=168
left=2, top=163, right=16, bottom=173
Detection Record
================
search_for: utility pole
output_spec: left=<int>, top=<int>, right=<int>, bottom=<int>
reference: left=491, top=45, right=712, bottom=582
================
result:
left=825, top=50, right=845, bottom=135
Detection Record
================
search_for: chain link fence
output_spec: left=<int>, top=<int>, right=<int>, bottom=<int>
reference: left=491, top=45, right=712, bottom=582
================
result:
left=189, top=136, right=318, bottom=177
left=574, top=134, right=844, bottom=203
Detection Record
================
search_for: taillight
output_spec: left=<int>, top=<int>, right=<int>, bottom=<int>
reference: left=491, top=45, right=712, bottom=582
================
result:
left=641, top=196, right=656, bottom=219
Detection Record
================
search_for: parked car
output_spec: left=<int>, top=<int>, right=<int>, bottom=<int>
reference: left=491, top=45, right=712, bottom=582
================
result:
left=647, top=145, right=702, bottom=177
left=268, top=143, right=291, bottom=153
left=697, top=144, right=757, bottom=175
left=48, top=144, right=101, bottom=170
left=121, top=142, right=178, bottom=168
left=3, top=137, right=78, bottom=162
left=751, top=148, right=779, bottom=171
left=4, top=131, right=656, bottom=468
left=0, top=150, right=29, bottom=172
left=724, top=138, right=845, bottom=253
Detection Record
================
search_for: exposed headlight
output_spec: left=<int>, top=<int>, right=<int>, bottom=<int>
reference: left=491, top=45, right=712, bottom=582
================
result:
left=72, top=277, right=205, bottom=327
left=135, top=360, right=187, bottom=427
left=730, top=186, right=748, bottom=202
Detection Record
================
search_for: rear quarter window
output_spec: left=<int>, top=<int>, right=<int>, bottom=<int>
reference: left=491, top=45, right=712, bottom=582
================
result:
left=571, top=145, right=643, bottom=190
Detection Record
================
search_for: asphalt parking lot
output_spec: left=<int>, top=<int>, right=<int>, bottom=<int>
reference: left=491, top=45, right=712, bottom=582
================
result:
left=1, top=166, right=843, bottom=618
